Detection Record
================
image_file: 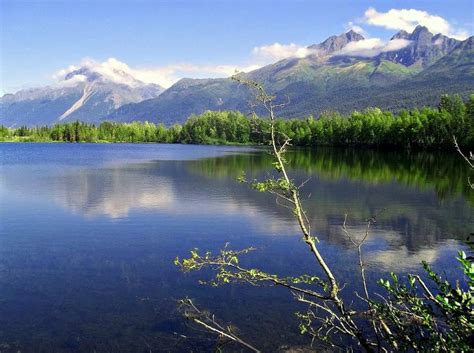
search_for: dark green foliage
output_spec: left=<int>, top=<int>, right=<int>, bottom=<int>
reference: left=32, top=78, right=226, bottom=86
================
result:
left=374, top=251, right=474, bottom=352
left=2, top=94, right=473, bottom=149
left=180, top=111, right=251, bottom=144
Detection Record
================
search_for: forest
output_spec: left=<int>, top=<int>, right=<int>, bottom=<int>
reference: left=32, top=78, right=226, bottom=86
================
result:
left=1, top=94, right=473, bottom=149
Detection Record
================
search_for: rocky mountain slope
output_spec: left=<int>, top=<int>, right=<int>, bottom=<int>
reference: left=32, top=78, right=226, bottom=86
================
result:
left=0, top=65, right=163, bottom=126
left=2, top=26, right=473, bottom=126
left=109, top=26, right=472, bottom=124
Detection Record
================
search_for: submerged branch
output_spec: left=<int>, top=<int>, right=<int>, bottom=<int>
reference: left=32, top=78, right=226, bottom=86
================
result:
left=179, top=298, right=261, bottom=353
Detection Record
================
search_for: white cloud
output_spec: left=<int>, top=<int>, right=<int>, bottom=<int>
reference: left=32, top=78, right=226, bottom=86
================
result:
left=364, top=7, right=469, bottom=40
left=73, top=10, right=466, bottom=89
left=131, top=63, right=261, bottom=88
left=53, top=32, right=412, bottom=90
left=54, top=58, right=262, bottom=88
left=345, top=21, right=368, bottom=36
left=55, top=74, right=87, bottom=87
left=339, top=38, right=383, bottom=57
left=337, top=38, right=412, bottom=57
left=382, top=38, right=413, bottom=52
left=53, top=65, right=79, bottom=78
left=252, top=43, right=316, bottom=63
left=124, top=42, right=316, bottom=86
left=53, top=42, right=317, bottom=89
left=54, top=58, right=141, bottom=87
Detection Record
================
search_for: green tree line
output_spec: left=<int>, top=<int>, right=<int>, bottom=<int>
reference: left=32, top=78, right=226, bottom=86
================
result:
left=1, top=94, right=473, bottom=149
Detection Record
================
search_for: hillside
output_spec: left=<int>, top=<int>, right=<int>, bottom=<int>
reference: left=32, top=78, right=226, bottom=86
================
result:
left=109, top=26, right=473, bottom=124
left=0, top=64, right=163, bottom=127
left=1, top=26, right=473, bottom=126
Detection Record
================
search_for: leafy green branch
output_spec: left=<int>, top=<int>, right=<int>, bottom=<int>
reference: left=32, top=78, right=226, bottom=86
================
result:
left=175, top=77, right=474, bottom=352
left=175, top=246, right=329, bottom=298
left=372, top=252, right=474, bottom=351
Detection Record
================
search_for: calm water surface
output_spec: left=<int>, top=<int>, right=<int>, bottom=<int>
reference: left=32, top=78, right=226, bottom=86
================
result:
left=0, top=143, right=472, bottom=352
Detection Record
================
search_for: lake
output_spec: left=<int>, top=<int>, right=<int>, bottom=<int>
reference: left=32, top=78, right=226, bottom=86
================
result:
left=0, top=143, right=472, bottom=352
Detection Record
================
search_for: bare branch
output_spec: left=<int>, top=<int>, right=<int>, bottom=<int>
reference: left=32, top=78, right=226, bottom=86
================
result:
left=179, top=298, right=261, bottom=353
left=454, top=136, right=474, bottom=168
left=453, top=136, right=474, bottom=189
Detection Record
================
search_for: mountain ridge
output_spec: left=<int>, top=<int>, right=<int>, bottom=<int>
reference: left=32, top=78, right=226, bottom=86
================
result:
left=0, top=64, right=164, bottom=127
left=1, top=27, right=473, bottom=127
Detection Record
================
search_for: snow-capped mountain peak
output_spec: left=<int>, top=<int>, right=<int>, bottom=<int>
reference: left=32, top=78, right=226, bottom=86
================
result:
left=1, top=58, right=164, bottom=126
left=59, top=58, right=155, bottom=89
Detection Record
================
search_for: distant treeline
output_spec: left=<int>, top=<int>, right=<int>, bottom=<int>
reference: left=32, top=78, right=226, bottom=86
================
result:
left=1, top=94, right=473, bottom=149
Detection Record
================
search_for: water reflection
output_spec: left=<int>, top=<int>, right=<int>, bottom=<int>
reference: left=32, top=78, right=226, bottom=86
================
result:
left=187, top=148, right=473, bottom=251
left=189, top=147, right=474, bottom=205
left=1, top=146, right=472, bottom=253
left=0, top=144, right=472, bottom=352
left=54, top=167, right=176, bottom=218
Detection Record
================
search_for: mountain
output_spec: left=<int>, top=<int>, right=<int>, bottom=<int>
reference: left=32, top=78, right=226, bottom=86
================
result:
left=417, top=35, right=474, bottom=76
left=2, top=27, right=473, bottom=127
left=0, top=65, right=163, bottom=127
left=108, top=31, right=375, bottom=123
left=308, top=30, right=365, bottom=54
left=111, top=26, right=473, bottom=124
left=347, top=35, right=474, bottom=111
left=380, top=25, right=460, bottom=67
left=108, top=78, right=250, bottom=125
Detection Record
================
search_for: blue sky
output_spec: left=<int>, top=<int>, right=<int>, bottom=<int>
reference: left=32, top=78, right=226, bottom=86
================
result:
left=1, top=0, right=473, bottom=94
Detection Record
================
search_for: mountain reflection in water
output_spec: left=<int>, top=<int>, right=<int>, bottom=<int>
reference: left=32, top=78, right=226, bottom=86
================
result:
left=0, top=143, right=472, bottom=352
